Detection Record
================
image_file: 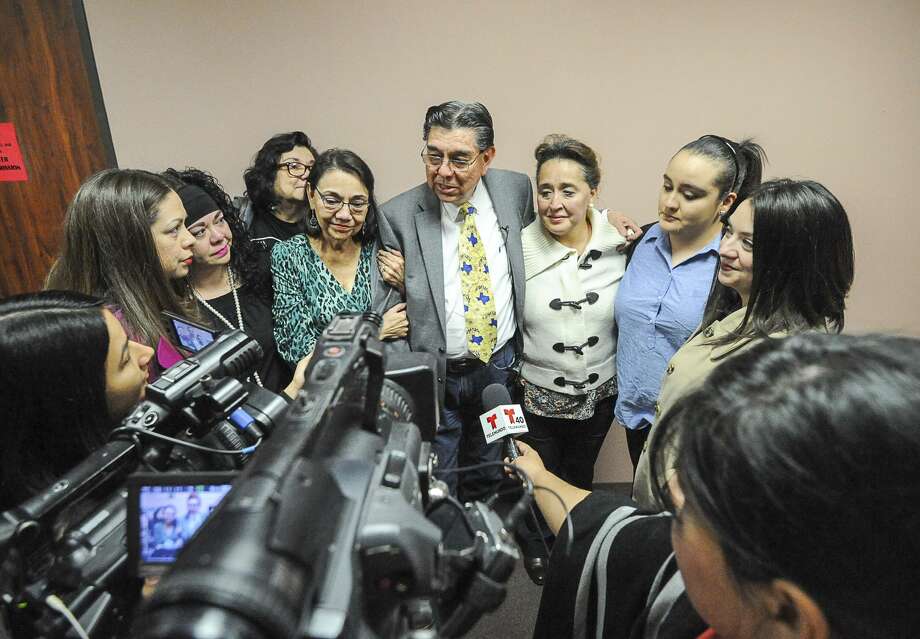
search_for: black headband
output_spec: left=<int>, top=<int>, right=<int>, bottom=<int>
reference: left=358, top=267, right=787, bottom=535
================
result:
left=176, top=183, right=220, bottom=224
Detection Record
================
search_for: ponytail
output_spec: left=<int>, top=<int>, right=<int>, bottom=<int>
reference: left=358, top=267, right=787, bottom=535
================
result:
left=679, top=135, right=768, bottom=213
left=731, top=139, right=767, bottom=213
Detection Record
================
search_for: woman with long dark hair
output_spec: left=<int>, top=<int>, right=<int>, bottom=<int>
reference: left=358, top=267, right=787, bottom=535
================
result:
left=631, top=178, right=855, bottom=508
left=0, top=291, right=152, bottom=509
left=46, top=168, right=197, bottom=377
left=613, top=135, right=767, bottom=470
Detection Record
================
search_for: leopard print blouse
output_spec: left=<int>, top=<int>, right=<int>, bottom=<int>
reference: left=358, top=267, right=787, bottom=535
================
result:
left=271, top=236, right=373, bottom=364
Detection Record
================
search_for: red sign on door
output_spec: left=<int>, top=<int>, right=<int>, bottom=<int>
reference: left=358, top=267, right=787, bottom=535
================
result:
left=0, top=123, right=28, bottom=182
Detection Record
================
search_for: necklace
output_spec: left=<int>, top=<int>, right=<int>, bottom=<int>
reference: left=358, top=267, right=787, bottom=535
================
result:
left=191, top=267, right=263, bottom=388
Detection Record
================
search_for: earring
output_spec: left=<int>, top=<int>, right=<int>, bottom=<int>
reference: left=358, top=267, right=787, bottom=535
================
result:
left=306, top=208, right=320, bottom=234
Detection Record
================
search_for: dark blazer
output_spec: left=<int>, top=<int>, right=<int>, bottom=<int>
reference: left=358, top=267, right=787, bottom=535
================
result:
left=373, top=168, right=535, bottom=401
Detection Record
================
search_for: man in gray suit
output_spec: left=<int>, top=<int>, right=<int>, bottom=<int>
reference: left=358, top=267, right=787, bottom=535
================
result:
left=374, top=101, right=534, bottom=504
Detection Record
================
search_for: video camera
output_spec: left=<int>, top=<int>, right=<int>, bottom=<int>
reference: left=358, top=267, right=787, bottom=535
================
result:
left=0, top=328, right=288, bottom=638
left=134, top=311, right=528, bottom=639
left=1, top=312, right=528, bottom=639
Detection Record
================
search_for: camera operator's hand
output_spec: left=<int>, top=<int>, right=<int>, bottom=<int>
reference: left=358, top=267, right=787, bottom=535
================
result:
left=379, top=302, right=409, bottom=340
left=509, top=440, right=591, bottom=536
left=283, top=353, right=312, bottom=399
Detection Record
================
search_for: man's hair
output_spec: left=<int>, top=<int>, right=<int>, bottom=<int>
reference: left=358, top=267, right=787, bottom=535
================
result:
left=423, top=101, right=494, bottom=151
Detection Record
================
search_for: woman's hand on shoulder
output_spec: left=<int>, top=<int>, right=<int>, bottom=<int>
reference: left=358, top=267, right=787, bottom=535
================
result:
left=377, top=248, right=406, bottom=295
left=605, top=210, right=643, bottom=252
left=379, top=302, right=409, bottom=340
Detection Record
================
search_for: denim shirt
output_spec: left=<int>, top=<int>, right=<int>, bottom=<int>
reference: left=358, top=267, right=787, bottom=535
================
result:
left=613, top=223, right=720, bottom=429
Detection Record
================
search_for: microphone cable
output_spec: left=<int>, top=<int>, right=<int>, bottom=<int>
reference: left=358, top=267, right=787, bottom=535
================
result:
left=109, top=426, right=262, bottom=456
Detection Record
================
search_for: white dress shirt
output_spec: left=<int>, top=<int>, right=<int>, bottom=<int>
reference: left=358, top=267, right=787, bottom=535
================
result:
left=440, top=180, right=516, bottom=359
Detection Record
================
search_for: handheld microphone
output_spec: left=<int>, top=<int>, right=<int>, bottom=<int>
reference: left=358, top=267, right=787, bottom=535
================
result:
left=479, top=384, right=540, bottom=572
left=479, top=383, right=528, bottom=461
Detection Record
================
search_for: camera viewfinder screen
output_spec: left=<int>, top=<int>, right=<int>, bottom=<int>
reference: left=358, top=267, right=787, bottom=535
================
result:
left=138, top=483, right=231, bottom=565
left=171, top=319, right=216, bottom=353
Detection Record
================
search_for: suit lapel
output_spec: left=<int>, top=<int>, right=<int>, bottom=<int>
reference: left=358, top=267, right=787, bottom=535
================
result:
left=483, top=172, right=527, bottom=317
left=484, top=171, right=517, bottom=234
left=415, top=189, right=447, bottom=336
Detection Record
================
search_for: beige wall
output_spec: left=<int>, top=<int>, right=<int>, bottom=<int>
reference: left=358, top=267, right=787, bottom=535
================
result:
left=84, top=0, right=920, bottom=483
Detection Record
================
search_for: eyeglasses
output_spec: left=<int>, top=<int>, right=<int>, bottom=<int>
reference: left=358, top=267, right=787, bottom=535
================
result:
left=317, top=190, right=369, bottom=215
left=420, top=149, right=483, bottom=173
left=277, top=161, right=314, bottom=178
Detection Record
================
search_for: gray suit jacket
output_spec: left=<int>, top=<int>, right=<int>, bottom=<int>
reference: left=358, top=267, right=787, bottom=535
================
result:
left=374, top=168, right=535, bottom=401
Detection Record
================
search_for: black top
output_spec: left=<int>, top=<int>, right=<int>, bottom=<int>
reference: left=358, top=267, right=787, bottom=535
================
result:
left=249, top=210, right=304, bottom=248
left=248, top=211, right=305, bottom=300
left=198, top=288, right=291, bottom=394
left=534, top=491, right=706, bottom=639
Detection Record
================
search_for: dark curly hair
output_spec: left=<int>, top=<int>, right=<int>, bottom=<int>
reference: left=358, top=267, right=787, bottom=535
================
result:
left=242, top=131, right=319, bottom=217
left=162, top=167, right=271, bottom=303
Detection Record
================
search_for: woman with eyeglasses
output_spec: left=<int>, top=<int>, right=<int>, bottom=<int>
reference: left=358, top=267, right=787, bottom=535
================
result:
left=613, top=135, right=766, bottom=472
left=272, top=148, right=409, bottom=365
left=241, top=131, right=319, bottom=249
left=631, top=178, right=855, bottom=509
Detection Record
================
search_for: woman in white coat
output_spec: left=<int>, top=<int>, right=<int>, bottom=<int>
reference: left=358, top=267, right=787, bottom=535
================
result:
left=518, top=134, right=626, bottom=491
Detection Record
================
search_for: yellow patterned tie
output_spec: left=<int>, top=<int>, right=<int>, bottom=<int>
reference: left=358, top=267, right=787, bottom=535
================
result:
left=458, top=201, right=497, bottom=362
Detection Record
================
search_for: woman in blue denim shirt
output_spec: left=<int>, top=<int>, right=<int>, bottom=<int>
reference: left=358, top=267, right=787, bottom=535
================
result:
left=613, top=135, right=766, bottom=470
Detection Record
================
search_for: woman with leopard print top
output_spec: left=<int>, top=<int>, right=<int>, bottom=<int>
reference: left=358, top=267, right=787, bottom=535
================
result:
left=272, top=149, right=407, bottom=366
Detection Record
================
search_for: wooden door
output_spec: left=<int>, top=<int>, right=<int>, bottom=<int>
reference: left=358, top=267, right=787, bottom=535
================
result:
left=0, top=0, right=116, bottom=296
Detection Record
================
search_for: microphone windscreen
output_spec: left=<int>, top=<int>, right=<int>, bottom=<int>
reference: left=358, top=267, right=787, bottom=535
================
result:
left=481, top=383, right=512, bottom=412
